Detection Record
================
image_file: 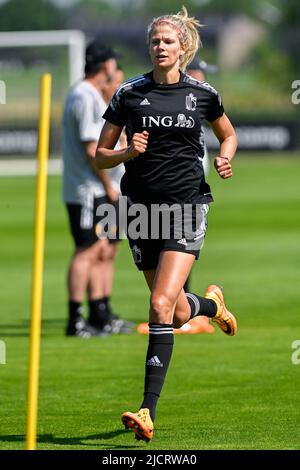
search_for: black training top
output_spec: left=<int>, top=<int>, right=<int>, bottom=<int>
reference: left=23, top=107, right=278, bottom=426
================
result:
left=103, top=70, right=224, bottom=205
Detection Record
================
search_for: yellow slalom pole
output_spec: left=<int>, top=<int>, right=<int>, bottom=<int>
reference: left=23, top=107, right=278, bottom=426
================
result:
left=26, top=73, right=52, bottom=450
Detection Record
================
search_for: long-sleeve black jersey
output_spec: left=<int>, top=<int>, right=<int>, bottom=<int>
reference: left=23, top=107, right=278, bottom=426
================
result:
left=103, top=71, right=224, bottom=205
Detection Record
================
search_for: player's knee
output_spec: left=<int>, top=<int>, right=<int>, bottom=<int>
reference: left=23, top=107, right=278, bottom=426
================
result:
left=150, top=294, right=173, bottom=323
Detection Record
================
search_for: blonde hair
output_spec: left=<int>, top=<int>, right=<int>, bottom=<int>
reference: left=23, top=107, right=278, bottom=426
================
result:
left=147, top=6, right=202, bottom=71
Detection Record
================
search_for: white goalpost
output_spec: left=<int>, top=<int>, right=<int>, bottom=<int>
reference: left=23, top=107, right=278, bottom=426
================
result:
left=0, top=30, right=85, bottom=86
left=0, top=30, right=86, bottom=162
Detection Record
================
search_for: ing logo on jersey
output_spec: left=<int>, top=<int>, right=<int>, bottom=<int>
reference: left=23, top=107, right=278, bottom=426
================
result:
left=185, top=93, right=197, bottom=111
left=142, top=114, right=195, bottom=128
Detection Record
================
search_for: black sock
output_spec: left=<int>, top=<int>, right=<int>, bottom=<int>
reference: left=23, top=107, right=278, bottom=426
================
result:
left=102, top=296, right=109, bottom=310
left=186, top=293, right=217, bottom=319
left=69, top=300, right=83, bottom=322
left=141, top=323, right=174, bottom=422
left=104, top=296, right=114, bottom=318
left=88, top=298, right=110, bottom=327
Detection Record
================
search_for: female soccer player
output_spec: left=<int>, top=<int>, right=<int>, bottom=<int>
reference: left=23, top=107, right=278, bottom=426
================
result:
left=95, top=6, right=238, bottom=442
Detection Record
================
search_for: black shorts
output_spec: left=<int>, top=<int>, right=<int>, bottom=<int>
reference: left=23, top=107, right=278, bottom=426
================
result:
left=127, top=202, right=209, bottom=271
left=66, top=196, right=121, bottom=249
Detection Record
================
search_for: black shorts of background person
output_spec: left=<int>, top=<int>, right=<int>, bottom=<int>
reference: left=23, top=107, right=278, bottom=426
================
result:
left=66, top=196, right=122, bottom=249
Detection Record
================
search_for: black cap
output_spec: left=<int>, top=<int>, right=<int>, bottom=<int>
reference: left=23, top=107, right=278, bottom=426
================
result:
left=187, top=57, right=218, bottom=74
left=85, top=40, right=121, bottom=65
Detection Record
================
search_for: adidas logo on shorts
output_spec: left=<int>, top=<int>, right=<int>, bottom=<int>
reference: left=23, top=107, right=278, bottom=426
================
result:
left=177, top=238, right=187, bottom=246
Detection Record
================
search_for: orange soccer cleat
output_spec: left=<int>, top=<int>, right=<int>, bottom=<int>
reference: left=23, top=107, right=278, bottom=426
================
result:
left=204, top=285, right=237, bottom=336
left=121, top=408, right=153, bottom=442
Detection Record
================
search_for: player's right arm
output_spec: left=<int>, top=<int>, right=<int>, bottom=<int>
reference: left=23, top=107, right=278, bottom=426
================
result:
left=95, top=121, right=148, bottom=169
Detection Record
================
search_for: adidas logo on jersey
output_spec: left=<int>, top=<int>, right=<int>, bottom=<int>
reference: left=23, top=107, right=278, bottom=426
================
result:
left=140, top=98, right=150, bottom=105
left=177, top=238, right=187, bottom=246
left=147, top=355, right=163, bottom=367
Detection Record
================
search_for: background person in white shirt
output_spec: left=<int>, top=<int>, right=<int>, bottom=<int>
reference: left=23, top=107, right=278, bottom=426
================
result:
left=62, top=40, right=132, bottom=337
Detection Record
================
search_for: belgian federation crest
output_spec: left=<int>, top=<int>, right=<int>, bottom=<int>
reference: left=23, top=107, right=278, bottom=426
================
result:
left=185, top=93, right=197, bottom=111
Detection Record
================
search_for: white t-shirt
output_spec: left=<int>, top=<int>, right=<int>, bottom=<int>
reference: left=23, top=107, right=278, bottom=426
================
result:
left=62, top=80, right=124, bottom=204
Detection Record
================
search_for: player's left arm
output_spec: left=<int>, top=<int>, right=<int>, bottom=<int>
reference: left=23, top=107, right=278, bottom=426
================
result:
left=210, top=113, right=238, bottom=179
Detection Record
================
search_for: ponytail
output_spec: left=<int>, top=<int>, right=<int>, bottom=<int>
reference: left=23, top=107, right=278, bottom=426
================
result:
left=176, top=6, right=202, bottom=70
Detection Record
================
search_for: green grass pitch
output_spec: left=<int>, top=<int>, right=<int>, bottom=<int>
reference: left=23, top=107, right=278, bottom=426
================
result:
left=0, top=155, right=299, bottom=450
